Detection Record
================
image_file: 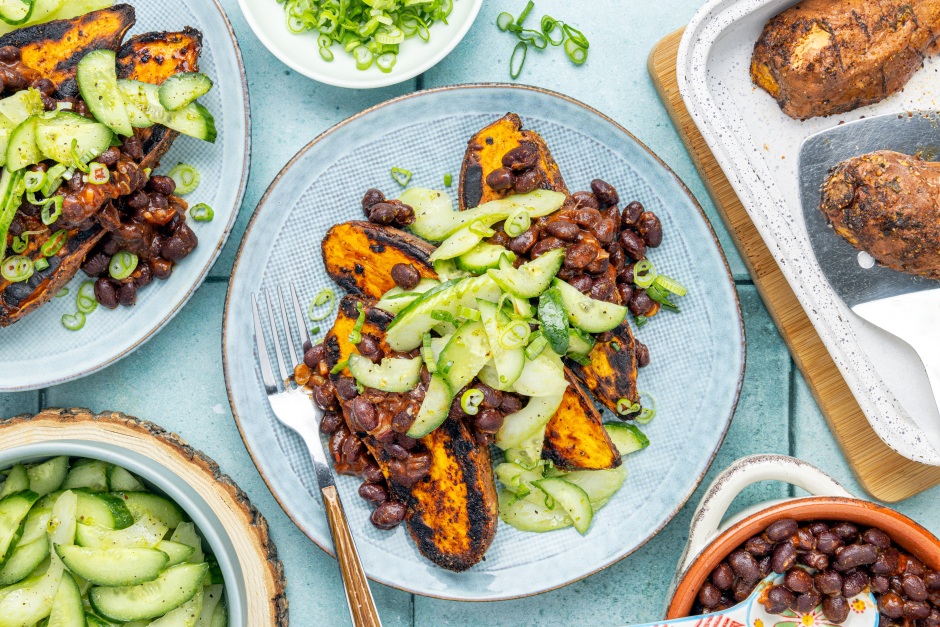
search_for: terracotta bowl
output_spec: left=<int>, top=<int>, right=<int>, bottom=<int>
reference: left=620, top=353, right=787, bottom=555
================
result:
left=666, top=454, right=940, bottom=619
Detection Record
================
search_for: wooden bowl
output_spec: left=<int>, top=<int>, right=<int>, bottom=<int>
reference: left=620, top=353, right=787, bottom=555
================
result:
left=666, top=454, right=940, bottom=619
left=0, top=408, right=288, bottom=626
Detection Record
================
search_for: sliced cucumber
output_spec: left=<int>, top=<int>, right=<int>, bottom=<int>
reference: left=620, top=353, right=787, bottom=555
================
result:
left=0, top=88, right=43, bottom=126
left=0, top=0, right=35, bottom=25
left=56, top=544, right=169, bottom=586
left=61, top=459, right=108, bottom=492
left=158, top=72, right=213, bottom=112
left=477, top=299, right=524, bottom=390
left=398, top=187, right=458, bottom=241
left=0, top=490, right=39, bottom=567
left=0, top=537, right=50, bottom=585
left=195, top=585, right=224, bottom=627
left=122, top=94, right=155, bottom=128
left=495, top=393, right=565, bottom=450
left=43, top=0, right=111, bottom=22
left=205, top=554, right=223, bottom=585
left=0, top=126, right=11, bottom=167
left=497, top=488, right=570, bottom=533
left=504, top=429, right=544, bottom=467
left=149, top=584, right=202, bottom=627
left=47, top=570, right=84, bottom=627
left=27, top=457, right=69, bottom=498
left=406, top=374, right=453, bottom=438
left=487, top=248, right=564, bottom=299
left=210, top=598, right=227, bottom=627
left=566, top=327, right=596, bottom=357
left=456, top=243, right=514, bottom=274
left=534, top=478, right=593, bottom=534
left=604, top=423, right=650, bottom=456
left=105, top=465, right=144, bottom=492
left=5, top=115, right=42, bottom=171
left=428, top=223, right=486, bottom=262
left=112, top=492, right=186, bottom=529
left=35, top=113, right=112, bottom=169
left=0, top=552, right=64, bottom=627
left=432, top=258, right=471, bottom=280
left=538, top=287, right=570, bottom=355
left=43, top=489, right=133, bottom=531
left=375, top=278, right=440, bottom=315
left=155, top=541, right=195, bottom=568
left=89, top=562, right=209, bottom=622
left=117, top=80, right=216, bottom=143
left=77, top=49, right=133, bottom=136
left=0, top=464, right=28, bottom=498
left=553, top=278, right=628, bottom=333
left=347, top=354, right=423, bottom=393
left=19, top=507, right=52, bottom=545
left=511, top=354, right=569, bottom=397
left=169, top=523, right=203, bottom=565
left=76, top=512, right=168, bottom=549
left=494, top=462, right=545, bottom=496
left=477, top=361, right=501, bottom=391
left=386, top=275, right=501, bottom=351
left=436, top=320, right=491, bottom=392
left=49, top=490, right=77, bottom=546
left=560, top=466, right=628, bottom=511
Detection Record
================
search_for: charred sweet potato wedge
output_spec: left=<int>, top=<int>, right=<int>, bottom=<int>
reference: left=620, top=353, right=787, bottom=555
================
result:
left=321, top=221, right=437, bottom=299
left=565, top=325, right=640, bottom=417
left=542, top=369, right=621, bottom=470
left=116, top=27, right=201, bottom=85
left=325, top=296, right=498, bottom=571
left=458, top=112, right=568, bottom=211
left=0, top=5, right=135, bottom=95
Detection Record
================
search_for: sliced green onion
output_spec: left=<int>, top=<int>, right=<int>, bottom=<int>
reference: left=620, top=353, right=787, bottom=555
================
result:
left=38, top=195, right=63, bottom=226
left=496, top=11, right=514, bottom=31
left=440, top=360, right=453, bottom=375
left=33, top=260, right=48, bottom=277
left=646, top=283, right=680, bottom=313
left=167, top=163, right=200, bottom=195
left=55, top=288, right=68, bottom=297
left=1, top=255, right=33, bottom=282
left=654, top=274, right=687, bottom=297
left=422, top=332, right=437, bottom=373
left=23, top=171, right=44, bottom=193
left=109, top=251, right=138, bottom=280
left=70, top=138, right=90, bottom=172
left=444, top=173, right=452, bottom=186
left=320, top=46, right=335, bottom=61
left=309, top=288, right=336, bottom=321
left=524, top=332, right=547, bottom=360
left=189, top=204, right=214, bottom=221
left=610, top=341, right=620, bottom=352
left=41, top=230, right=67, bottom=257
left=616, top=398, right=641, bottom=416
left=504, top=207, right=531, bottom=237
left=457, top=306, right=481, bottom=321
left=77, top=281, right=97, bottom=314
left=61, top=311, right=86, bottom=331
left=375, top=28, right=403, bottom=44
left=11, top=230, right=40, bottom=254
left=633, top=260, right=655, bottom=288
left=330, top=359, right=349, bottom=374
left=41, top=164, right=69, bottom=197
left=468, top=220, right=495, bottom=238
left=510, top=41, right=527, bottom=79
left=500, top=320, right=530, bottom=349
left=634, top=314, right=648, bottom=328
left=516, top=28, right=547, bottom=49
left=353, top=45, right=373, bottom=70
left=461, top=388, right=484, bottom=416
left=568, top=353, right=591, bottom=366
left=564, top=38, right=587, bottom=65
left=516, top=0, right=534, bottom=25
left=375, top=52, right=396, bottom=73
left=317, top=34, right=333, bottom=49
left=390, top=166, right=411, bottom=187
left=540, top=16, right=565, bottom=46
left=348, top=302, right=367, bottom=343
left=637, top=391, right=656, bottom=424
left=87, top=162, right=109, bottom=185
left=562, top=23, right=589, bottom=48
left=431, top=309, right=459, bottom=325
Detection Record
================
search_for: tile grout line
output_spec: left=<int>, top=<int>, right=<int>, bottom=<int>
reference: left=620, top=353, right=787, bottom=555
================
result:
left=411, top=592, right=416, bottom=627
left=787, top=357, right=797, bottom=497
left=415, top=73, right=425, bottom=91
left=37, top=388, right=46, bottom=412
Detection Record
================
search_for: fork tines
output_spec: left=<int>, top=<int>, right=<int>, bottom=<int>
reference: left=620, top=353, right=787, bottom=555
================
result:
left=251, top=282, right=314, bottom=394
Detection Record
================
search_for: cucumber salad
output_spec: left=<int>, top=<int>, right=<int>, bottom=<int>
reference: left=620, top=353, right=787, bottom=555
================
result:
left=0, top=456, right=226, bottom=626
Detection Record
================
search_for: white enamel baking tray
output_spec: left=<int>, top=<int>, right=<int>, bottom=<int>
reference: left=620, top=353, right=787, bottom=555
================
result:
left=676, top=0, right=940, bottom=465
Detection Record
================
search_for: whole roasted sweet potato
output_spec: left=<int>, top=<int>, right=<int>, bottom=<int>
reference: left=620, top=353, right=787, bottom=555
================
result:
left=751, top=0, right=940, bottom=120
left=820, top=150, right=940, bottom=278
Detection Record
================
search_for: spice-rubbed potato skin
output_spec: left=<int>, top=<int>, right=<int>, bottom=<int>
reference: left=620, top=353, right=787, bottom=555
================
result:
left=750, top=0, right=940, bottom=120
left=564, top=324, right=640, bottom=418
left=820, top=150, right=940, bottom=278
left=458, top=112, right=568, bottom=211
left=542, top=369, right=622, bottom=470
left=326, top=296, right=498, bottom=572
left=321, top=221, right=437, bottom=299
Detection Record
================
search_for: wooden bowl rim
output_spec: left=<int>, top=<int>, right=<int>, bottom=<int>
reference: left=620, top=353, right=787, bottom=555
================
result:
left=0, top=408, right=288, bottom=626
left=667, top=496, right=940, bottom=619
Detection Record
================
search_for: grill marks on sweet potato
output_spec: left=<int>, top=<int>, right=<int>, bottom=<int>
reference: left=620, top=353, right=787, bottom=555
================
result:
left=750, top=0, right=940, bottom=119
left=116, top=27, right=201, bottom=85
left=565, top=326, right=639, bottom=416
left=321, top=221, right=436, bottom=299
left=458, top=112, right=568, bottom=210
left=543, top=369, right=622, bottom=470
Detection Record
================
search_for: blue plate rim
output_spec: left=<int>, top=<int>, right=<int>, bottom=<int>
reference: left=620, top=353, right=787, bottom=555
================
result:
left=222, top=82, right=746, bottom=600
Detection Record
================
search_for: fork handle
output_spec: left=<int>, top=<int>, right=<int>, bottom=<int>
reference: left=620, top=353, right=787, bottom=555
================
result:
left=322, top=485, right=383, bottom=627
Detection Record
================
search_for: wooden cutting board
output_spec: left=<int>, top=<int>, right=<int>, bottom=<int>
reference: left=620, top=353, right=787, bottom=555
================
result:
left=648, top=28, right=940, bottom=503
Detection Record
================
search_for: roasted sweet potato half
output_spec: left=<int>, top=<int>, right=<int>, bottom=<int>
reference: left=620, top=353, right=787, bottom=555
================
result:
left=325, top=296, right=498, bottom=571
left=116, top=27, right=201, bottom=85
left=750, top=0, right=940, bottom=120
left=0, top=5, right=135, bottom=96
left=321, top=221, right=436, bottom=299
left=458, top=112, right=568, bottom=211
left=542, top=369, right=621, bottom=470
left=565, top=325, right=640, bottom=417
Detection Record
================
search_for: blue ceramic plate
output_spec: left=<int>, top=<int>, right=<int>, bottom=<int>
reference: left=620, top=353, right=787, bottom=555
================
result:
left=222, top=85, right=744, bottom=600
left=0, top=0, right=250, bottom=391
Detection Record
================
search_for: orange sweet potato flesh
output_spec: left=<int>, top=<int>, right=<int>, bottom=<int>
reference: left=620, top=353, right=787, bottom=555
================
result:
left=565, top=325, right=640, bottom=417
left=115, top=27, right=201, bottom=85
left=542, top=369, right=622, bottom=470
left=325, top=296, right=498, bottom=572
left=458, top=112, right=568, bottom=211
left=321, top=221, right=437, bottom=299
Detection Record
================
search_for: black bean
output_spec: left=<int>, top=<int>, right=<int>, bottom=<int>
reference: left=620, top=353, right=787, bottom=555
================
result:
left=121, top=135, right=143, bottom=161
left=314, top=383, right=338, bottom=411
left=816, top=531, right=845, bottom=555
left=149, top=175, right=176, bottom=196
left=728, top=549, right=761, bottom=582
left=342, top=436, right=362, bottom=464
left=863, top=528, right=892, bottom=549
left=68, top=169, right=84, bottom=191
left=800, top=550, right=829, bottom=570
left=733, top=578, right=755, bottom=602
left=390, top=263, right=420, bottom=290
left=823, top=596, right=850, bottom=623
left=807, top=522, right=830, bottom=536
left=635, top=340, right=651, bottom=368
left=513, top=168, right=541, bottom=194
left=618, top=284, right=634, bottom=305
left=873, top=548, right=901, bottom=575
left=831, top=522, right=858, bottom=541
left=502, top=145, right=538, bottom=171
left=622, top=201, right=644, bottom=227
left=843, top=570, right=869, bottom=597
left=304, top=343, right=326, bottom=368
left=568, top=274, right=593, bottom=295
left=925, top=608, right=940, bottom=627
left=905, top=601, right=932, bottom=620
left=618, top=230, right=647, bottom=261
left=772, top=542, right=797, bottom=573
left=118, top=282, right=137, bottom=307
left=711, top=563, right=734, bottom=590
left=530, top=236, right=565, bottom=259
left=357, top=335, right=384, bottom=364
left=361, top=463, right=383, bottom=484
left=571, top=191, right=599, bottom=211
left=591, top=179, right=619, bottom=207
left=794, top=590, right=822, bottom=614
left=474, top=383, right=503, bottom=409
left=880, top=592, right=905, bottom=618
left=765, top=586, right=795, bottom=614
left=508, top=226, right=540, bottom=255
left=699, top=582, right=721, bottom=608
left=924, top=571, right=940, bottom=591
left=784, top=568, right=814, bottom=593
left=335, top=377, right=358, bottom=401
left=82, top=251, right=110, bottom=277
left=816, top=570, right=844, bottom=595
left=499, top=394, right=523, bottom=414
left=766, top=519, right=799, bottom=542
left=836, top=544, right=878, bottom=569
left=133, top=263, right=152, bottom=288
left=592, top=218, right=618, bottom=245
left=94, top=278, right=120, bottom=309
left=0, top=46, right=21, bottom=63
left=370, top=500, right=406, bottom=530
left=474, top=409, right=503, bottom=433
left=637, top=211, right=663, bottom=247
left=759, top=555, right=772, bottom=578
left=608, top=243, right=626, bottom=272
left=564, top=242, right=598, bottom=269
left=744, top=535, right=774, bottom=556
left=796, top=528, right=817, bottom=551
left=547, top=220, right=580, bottom=241
left=349, top=396, right=375, bottom=432
left=359, top=482, right=388, bottom=506
left=628, top=289, right=653, bottom=316
left=905, top=575, right=929, bottom=601
left=397, top=433, right=417, bottom=450
left=871, top=574, right=891, bottom=594
left=486, top=167, right=515, bottom=191
left=385, top=442, right=410, bottom=460
left=361, top=188, right=385, bottom=213
left=368, top=202, right=396, bottom=224
left=908, top=557, right=927, bottom=578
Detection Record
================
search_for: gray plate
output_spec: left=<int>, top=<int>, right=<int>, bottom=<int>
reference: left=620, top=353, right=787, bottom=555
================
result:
left=222, top=84, right=745, bottom=600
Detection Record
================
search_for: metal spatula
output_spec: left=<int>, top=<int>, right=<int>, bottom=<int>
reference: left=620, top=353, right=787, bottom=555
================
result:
left=797, top=110, right=940, bottom=417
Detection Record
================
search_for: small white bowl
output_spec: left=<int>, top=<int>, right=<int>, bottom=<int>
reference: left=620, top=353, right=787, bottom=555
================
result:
left=235, top=0, right=483, bottom=88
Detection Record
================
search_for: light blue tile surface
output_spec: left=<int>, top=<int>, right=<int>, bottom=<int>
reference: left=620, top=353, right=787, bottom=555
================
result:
left=1, top=0, right=932, bottom=624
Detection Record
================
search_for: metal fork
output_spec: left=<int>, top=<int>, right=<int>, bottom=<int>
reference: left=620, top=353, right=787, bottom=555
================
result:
left=252, top=284, right=382, bottom=627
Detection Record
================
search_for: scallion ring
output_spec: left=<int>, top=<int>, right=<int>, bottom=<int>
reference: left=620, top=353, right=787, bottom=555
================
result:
left=167, top=163, right=200, bottom=195
left=440, top=360, right=454, bottom=375
left=509, top=41, right=527, bottom=79
left=632, top=260, right=655, bottom=288
left=422, top=332, right=437, bottom=373
left=376, top=52, right=396, bottom=73
left=41, top=230, right=67, bottom=257
left=87, top=162, right=109, bottom=185
left=515, top=28, right=547, bottom=49
left=390, top=166, right=412, bottom=186
left=319, top=46, right=335, bottom=61
left=616, top=398, right=641, bottom=416
left=353, top=44, right=373, bottom=70
left=109, top=251, right=138, bottom=280
left=468, top=220, right=495, bottom=238
left=540, top=15, right=565, bottom=46
left=568, top=353, right=591, bottom=366
left=500, top=320, right=530, bottom=349
left=1, top=255, right=33, bottom=282
left=77, top=281, right=97, bottom=314
left=348, top=302, right=367, bottom=344
left=634, top=314, right=648, bottom=328
left=32, top=258, right=48, bottom=272
left=564, top=38, right=588, bottom=65
left=562, top=23, right=589, bottom=48
left=444, top=173, right=452, bottom=186
left=504, top=207, right=531, bottom=237
left=55, top=288, right=68, bottom=297
left=516, top=0, right=534, bottom=25
left=456, top=306, right=481, bottom=321
left=496, top=11, right=514, bottom=31
left=11, top=230, right=40, bottom=254
left=431, top=309, right=459, bottom=326
left=23, top=171, right=45, bottom=193
left=69, top=138, right=90, bottom=172
left=637, top=391, right=656, bottom=424
left=330, top=359, right=348, bottom=374
left=524, top=332, right=547, bottom=360
left=460, top=389, right=484, bottom=416
left=653, top=274, right=687, bottom=297
left=308, top=288, right=336, bottom=321
left=189, top=204, right=214, bottom=221
left=61, top=311, right=86, bottom=331
left=40, top=196, right=63, bottom=226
